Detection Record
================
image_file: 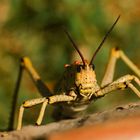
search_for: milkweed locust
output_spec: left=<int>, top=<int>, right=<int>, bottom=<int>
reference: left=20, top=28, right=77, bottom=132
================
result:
left=8, top=15, right=140, bottom=130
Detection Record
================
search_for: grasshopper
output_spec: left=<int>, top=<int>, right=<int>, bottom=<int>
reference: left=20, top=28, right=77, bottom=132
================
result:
left=9, top=15, right=140, bottom=130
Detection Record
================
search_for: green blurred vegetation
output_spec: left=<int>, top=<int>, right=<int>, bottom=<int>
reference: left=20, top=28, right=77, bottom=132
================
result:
left=0, top=0, right=140, bottom=130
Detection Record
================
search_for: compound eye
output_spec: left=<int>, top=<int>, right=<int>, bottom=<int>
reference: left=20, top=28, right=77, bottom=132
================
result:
left=77, top=65, right=81, bottom=72
left=91, top=64, right=95, bottom=70
left=77, top=65, right=85, bottom=72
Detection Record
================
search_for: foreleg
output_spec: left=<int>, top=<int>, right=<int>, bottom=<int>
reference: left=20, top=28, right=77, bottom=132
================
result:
left=17, top=94, right=76, bottom=130
left=96, top=74, right=140, bottom=98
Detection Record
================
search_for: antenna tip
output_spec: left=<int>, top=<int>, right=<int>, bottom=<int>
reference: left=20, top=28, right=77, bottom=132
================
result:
left=117, top=14, right=121, bottom=20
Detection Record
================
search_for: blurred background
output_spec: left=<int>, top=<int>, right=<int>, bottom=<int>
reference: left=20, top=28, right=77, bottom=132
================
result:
left=0, top=0, right=140, bottom=130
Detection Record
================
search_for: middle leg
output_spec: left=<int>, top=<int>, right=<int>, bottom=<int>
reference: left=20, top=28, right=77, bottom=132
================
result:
left=101, top=47, right=140, bottom=87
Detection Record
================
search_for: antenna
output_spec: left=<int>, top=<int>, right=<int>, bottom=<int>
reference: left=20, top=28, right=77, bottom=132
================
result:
left=63, top=28, right=86, bottom=66
left=90, top=15, right=120, bottom=65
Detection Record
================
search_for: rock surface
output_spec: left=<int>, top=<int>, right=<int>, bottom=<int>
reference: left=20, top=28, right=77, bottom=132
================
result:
left=1, top=102, right=140, bottom=140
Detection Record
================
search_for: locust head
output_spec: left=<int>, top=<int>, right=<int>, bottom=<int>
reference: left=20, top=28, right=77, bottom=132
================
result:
left=74, top=60, right=97, bottom=99
left=64, top=59, right=97, bottom=99
left=64, top=15, right=120, bottom=99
